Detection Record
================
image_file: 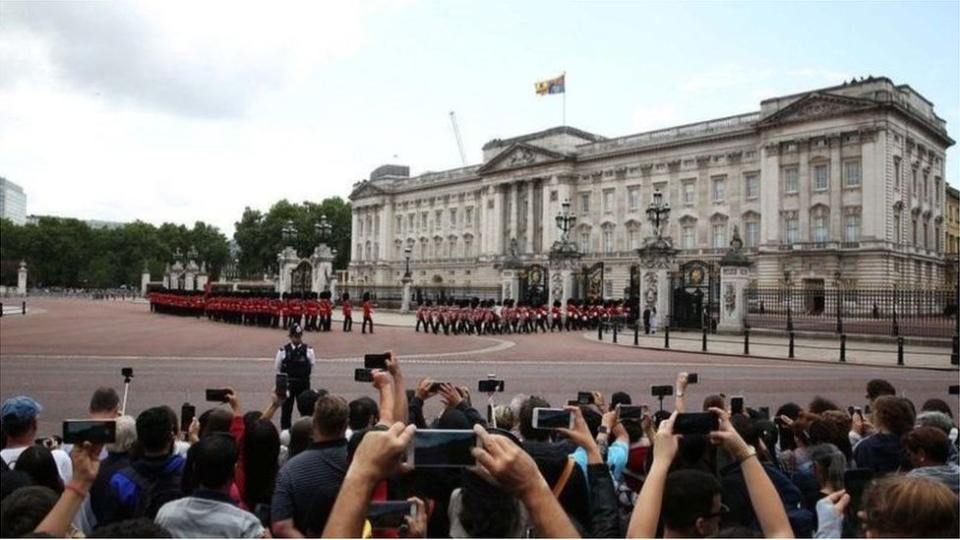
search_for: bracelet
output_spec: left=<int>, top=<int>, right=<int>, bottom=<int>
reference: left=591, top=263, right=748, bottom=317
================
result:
left=65, top=481, right=88, bottom=498
left=736, top=445, right=758, bottom=464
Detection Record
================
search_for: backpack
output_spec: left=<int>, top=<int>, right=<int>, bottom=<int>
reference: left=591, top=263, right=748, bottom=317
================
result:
left=124, top=465, right=184, bottom=519
left=281, top=344, right=311, bottom=380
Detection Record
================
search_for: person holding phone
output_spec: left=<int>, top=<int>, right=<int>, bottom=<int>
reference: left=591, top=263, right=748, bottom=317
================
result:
left=274, top=324, right=316, bottom=430
left=0, top=396, right=72, bottom=482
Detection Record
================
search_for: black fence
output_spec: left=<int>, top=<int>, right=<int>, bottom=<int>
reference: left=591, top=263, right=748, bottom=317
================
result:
left=338, top=284, right=502, bottom=309
left=744, top=287, right=959, bottom=338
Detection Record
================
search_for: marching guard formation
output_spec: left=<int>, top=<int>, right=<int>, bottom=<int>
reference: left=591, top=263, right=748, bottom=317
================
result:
left=414, top=298, right=631, bottom=335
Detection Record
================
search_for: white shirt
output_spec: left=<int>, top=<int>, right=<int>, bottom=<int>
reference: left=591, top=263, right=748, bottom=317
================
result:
left=274, top=343, right=316, bottom=372
left=1, top=445, right=73, bottom=482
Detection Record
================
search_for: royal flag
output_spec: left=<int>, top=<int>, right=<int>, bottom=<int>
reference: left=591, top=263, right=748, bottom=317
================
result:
left=535, top=73, right=565, bottom=96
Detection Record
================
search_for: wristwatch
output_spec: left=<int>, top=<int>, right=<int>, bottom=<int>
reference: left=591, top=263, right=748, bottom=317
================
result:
left=676, top=392, right=684, bottom=398
left=597, top=425, right=609, bottom=435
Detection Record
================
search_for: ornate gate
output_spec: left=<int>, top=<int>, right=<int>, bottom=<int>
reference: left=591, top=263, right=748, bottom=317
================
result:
left=671, top=260, right=719, bottom=329
left=579, top=262, right=605, bottom=301
left=627, top=264, right=641, bottom=323
left=290, top=261, right=312, bottom=295
left=518, top=264, right=549, bottom=305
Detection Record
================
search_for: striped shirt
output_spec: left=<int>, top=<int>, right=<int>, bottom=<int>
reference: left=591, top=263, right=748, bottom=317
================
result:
left=270, top=439, right=347, bottom=533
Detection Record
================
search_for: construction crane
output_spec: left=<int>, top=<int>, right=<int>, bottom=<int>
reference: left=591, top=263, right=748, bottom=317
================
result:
left=449, top=111, right=467, bottom=167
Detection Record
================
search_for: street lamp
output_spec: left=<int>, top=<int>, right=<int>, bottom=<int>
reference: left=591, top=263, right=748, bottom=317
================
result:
left=555, top=199, right=577, bottom=243
left=646, top=189, right=671, bottom=239
left=281, top=220, right=297, bottom=245
left=315, top=214, right=333, bottom=244
left=403, top=246, right=413, bottom=278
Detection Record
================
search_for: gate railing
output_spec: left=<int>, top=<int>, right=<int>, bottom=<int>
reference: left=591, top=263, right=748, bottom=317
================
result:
left=339, top=284, right=502, bottom=309
left=744, top=286, right=959, bottom=338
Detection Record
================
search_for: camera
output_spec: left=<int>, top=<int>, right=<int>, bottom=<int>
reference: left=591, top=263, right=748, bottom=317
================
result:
left=478, top=379, right=505, bottom=393
left=205, top=388, right=230, bottom=403
left=673, top=412, right=718, bottom=436
left=731, top=395, right=745, bottom=415
left=355, top=368, right=374, bottom=383
left=577, top=391, right=595, bottom=405
left=687, top=373, right=699, bottom=384
left=63, top=420, right=117, bottom=444
left=950, top=385, right=959, bottom=396
left=121, top=367, right=133, bottom=378
left=364, top=353, right=390, bottom=370
left=651, top=385, right=673, bottom=398
left=180, top=403, right=196, bottom=433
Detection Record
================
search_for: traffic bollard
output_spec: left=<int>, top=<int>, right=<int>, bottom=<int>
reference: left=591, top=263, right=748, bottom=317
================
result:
left=598, top=323, right=603, bottom=341
left=840, top=335, right=846, bottom=363
left=789, top=332, right=795, bottom=359
left=897, top=337, right=904, bottom=366
left=664, top=325, right=670, bottom=349
left=634, top=323, right=639, bottom=346
left=702, top=325, right=708, bottom=352
left=613, top=324, right=618, bottom=344
left=952, top=335, right=959, bottom=366
left=743, top=329, right=750, bottom=355
left=22, top=301, right=26, bottom=315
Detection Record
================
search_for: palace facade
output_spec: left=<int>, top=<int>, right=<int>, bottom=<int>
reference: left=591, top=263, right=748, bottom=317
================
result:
left=348, top=77, right=953, bottom=296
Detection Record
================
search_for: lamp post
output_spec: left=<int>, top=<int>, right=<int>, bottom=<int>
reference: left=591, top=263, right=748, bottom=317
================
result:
left=646, top=189, right=671, bottom=240
left=555, top=199, right=577, bottom=244
left=403, top=246, right=413, bottom=278
left=315, top=214, right=332, bottom=244
left=282, top=220, right=297, bottom=246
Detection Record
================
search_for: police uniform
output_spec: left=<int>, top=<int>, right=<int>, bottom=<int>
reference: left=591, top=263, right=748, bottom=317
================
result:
left=274, top=324, right=316, bottom=430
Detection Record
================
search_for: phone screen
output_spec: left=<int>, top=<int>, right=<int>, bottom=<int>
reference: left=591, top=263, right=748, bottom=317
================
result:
left=410, top=429, right=477, bottom=468
left=180, top=404, right=196, bottom=433
left=577, top=392, right=595, bottom=405
left=673, top=413, right=719, bottom=436
left=478, top=379, right=505, bottom=393
left=367, top=501, right=415, bottom=529
left=687, top=373, right=699, bottom=384
left=617, top=405, right=646, bottom=420
left=364, top=353, right=389, bottom=370
left=843, top=468, right=874, bottom=513
left=205, top=389, right=229, bottom=402
left=651, top=385, right=673, bottom=397
left=62, top=420, right=117, bottom=444
left=354, top=368, right=374, bottom=383
left=731, top=396, right=745, bottom=415
left=533, top=407, right=574, bottom=430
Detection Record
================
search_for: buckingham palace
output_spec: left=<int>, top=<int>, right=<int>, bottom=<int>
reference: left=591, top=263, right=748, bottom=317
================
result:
left=348, top=77, right=953, bottom=303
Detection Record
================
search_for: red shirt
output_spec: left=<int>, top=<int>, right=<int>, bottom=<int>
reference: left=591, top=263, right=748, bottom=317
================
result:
left=363, top=300, right=373, bottom=317
left=342, top=300, right=352, bottom=316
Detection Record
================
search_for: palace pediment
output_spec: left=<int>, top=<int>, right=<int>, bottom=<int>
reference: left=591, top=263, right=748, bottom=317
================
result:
left=477, top=143, right=571, bottom=175
left=349, top=180, right=389, bottom=201
left=758, top=92, right=877, bottom=127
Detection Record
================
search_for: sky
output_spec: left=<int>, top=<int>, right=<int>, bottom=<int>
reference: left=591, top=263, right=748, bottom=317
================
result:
left=1, top=0, right=958, bottom=237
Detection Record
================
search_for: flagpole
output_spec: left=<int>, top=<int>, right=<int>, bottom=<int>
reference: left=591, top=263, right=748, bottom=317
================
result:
left=562, top=71, right=567, bottom=127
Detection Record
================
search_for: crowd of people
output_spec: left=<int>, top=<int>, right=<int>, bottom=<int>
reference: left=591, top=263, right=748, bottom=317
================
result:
left=149, top=290, right=377, bottom=334
left=414, top=299, right=640, bottom=336
left=1, top=364, right=957, bottom=539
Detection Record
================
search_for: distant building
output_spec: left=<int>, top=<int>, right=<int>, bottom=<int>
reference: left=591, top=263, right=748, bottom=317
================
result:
left=25, top=215, right=127, bottom=230
left=0, top=177, right=27, bottom=225
left=946, top=184, right=959, bottom=286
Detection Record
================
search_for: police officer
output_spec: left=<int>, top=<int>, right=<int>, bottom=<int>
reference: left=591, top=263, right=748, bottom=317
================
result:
left=274, top=323, right=316, bottom=430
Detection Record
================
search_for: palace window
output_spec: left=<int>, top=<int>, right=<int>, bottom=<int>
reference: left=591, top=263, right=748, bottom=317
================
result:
left=449, top=208, right=457, bottom=228
left=783, top=166, right=799, bottom=194
left=712, top=176, right=726, bottom=202
left=844, top=210, right=861, bottom=242
left=894, top=157, right=901, bottom=190
left=603, top=189, right=615, bottom=214
left=579, top=192, right=590, bottom=213
left=811, top=207, right=828, bottom=243
left=602, top=229, right=614, bottom=254
left=912, top=218, right=918, bottom=245
left=358, top=219, right=363, bottom=236
left=745, top=173, right=760, bottom=199
left=579, top=230, right=591, bottom=253
left=745, top=221, right=759, bottom=248
left=843, top=160, right=861, bottom=187
left=935, top=178, right=941, bottom=205
left=894, top=213, right=901, bottom=244
left=785, top=215, right=799, bottom=244
left=682, top=225, right=695, bottom=249
left=435, top=210, right=443, bottom=230
left=464, top=237, right=473, bottom=257
left=813, top=163, right=829, bottom=191
left=628, top=227, right=640, bottom=250
left=935, top=226, right=941, bottom=252
left=683, top=182, right=695, bottom=205
left=712, top=223, right=726, bottom=248
left=465, top=207, right=473, bottom=227
left=923, top=221, right=929, bottom=248
left=421, top=212, right=428, bottom=229
left=628, top=186, right=641, bottom=211
left=912, top=168, right=918, bottom=194
left=395, top=216, right=402, bottom=233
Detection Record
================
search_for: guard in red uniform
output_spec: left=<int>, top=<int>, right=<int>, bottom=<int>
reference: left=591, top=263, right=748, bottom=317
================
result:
left=361, top=292, right=374, bottom=334
left=305, top=294, right=320, bottom=331
left=341, top=292, right=353, bottom=332
left=319, top=291, right=333, bottom=332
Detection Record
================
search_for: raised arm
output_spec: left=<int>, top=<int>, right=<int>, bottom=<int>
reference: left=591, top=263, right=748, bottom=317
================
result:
left=675, top=372, right=689, bottom=413
left=627, top=410, right=679, bottom=538
left=322, top=423, right=415, bottom=538
left=472, top=425, right=580, bottom=538
left=709, top=408, right=794, bottom=539
left=386, top=351, right=408, bottom=424
left=35, top=442, right=101, bottom=537
left=372, top=370, right=396, bottom=425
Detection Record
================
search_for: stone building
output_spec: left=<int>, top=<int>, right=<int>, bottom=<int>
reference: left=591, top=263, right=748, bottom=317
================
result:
left=946, top=184, right=960, bottom=286
left=349, top=77, right=953, bottom=296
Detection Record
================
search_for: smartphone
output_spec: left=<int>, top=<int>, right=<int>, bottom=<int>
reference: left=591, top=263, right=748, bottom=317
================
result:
left=566, top=400, right=580, bottom=407
left=673, top=412, right=719, bottom=436
left=687, top=373, right=699, bottom=384
left=429, top=382, right=451, bottom=393
left=778, top=422, right=797, bottom=450
left=407, top=429, right=478, bottom=468
left=577, top=392, right=595, bottom=405
left=478, top=379, right=505, bottom=393
left=275, top=373, right=289, bottom=395
left=843, top=468, right=875, bottom=512
left=364, top=353, right=390, bottom=370
left=731, top=396, right=745, bottom=415
left=367, top=501, right=417, bottom=530
left=532, top=407, right=575, bottom=430
left=62, top=420, right=117, bottom=444
left=121, top=367, right=133, bottom=378
left=205, top=388, right=230, bottom=402
left=757, top=406, right=770, bottom=420
left=949, top=385, right=959, bottom=395
left=355, top=368, right=374, bottom=383
left=617, top=404, right=647, bottom=420
left=651, top=385, right=673, bottom=397
left=180, top=403, right=196, bottom=433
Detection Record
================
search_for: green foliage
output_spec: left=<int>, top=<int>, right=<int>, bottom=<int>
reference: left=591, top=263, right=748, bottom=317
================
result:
left=0, top=217, right=230, bottom=288
left=233, top=197, right=352, bottom=276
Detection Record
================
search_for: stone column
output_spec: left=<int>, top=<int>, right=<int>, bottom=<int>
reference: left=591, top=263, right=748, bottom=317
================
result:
left=17, top=261, right=27, bottom=296
left=195, top=273, right=208, bottom=291
left=526, top=181, right=534, bottom=254
left=184, top=271, right=196, bottom=291
left=501, top=268, right=519, bottom=301
left=329, top=278, right=338, bottom=301
left=400, top=276, right=413, bottom=313
left=509, top=183, right=518, bottom=250
left=718, top=265, right=751, bottom=332
left=140, top=266, right=150, bottom=297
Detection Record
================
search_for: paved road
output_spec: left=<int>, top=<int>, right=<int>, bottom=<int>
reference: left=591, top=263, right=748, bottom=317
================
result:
left=2, top=299, right=957, bottom=436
